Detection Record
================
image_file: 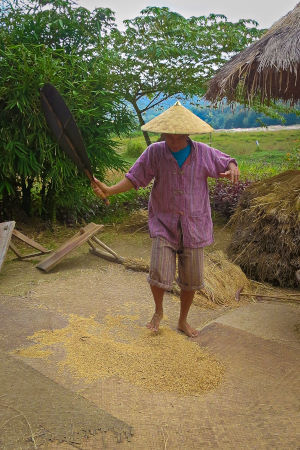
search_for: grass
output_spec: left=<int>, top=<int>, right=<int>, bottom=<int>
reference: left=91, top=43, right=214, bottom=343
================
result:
left=113, top=129, right=299, bottom=181
left=103, top=128, right=299, bottom=223
left=116, top=129, right=299, bottom=156
left=193, top=130, right=299, bottom=157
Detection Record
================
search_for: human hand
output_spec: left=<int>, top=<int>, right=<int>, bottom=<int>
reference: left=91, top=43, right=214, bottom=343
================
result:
left=91, top=177, right=110, bottom=204
left=218, top=163, right=240, bottom=184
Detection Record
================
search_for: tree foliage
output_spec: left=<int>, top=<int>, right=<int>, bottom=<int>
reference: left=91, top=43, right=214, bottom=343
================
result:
left=1, top=0, right=115, bottom=53
left=0, top=0, right=275, bottom=223
left=0, top=0, right=134, bottom=221
left=106, top=7, right=264, bottom=144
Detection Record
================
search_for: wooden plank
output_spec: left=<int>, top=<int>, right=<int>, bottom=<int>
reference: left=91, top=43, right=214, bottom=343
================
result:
left=87, top=239, right=96, bottom=250
left=36, top=223, right=104, bottom=272
left=0, top=221, right=15, bottom=271
left=11, top=250, right=50, bottom=259
left=44, top=222, right=101, bottom=255
left=90, top=236, right=121, bottom=260
left=12, top=229, right=49, bottom=252
left=89, top=248, right=125, bottom=264
left=10, top=241, right=51, bottom=260
left=8, top=241, right=23, bottom=258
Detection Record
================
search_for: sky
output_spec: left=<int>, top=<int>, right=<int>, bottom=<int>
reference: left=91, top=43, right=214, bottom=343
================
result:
left=76, top=0, right=298, bottom=29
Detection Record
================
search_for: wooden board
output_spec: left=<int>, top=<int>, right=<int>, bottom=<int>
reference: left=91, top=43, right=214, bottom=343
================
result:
left=89, top=247, right=124, bottom=264
left=8, top=241, right=23, bottom=258
left=90, top=236, right=121, bottom=260
left=36, top=223, right=104, bottom=272
left=12, top=229, right=50, bottom=253
left=0, top=221, right=15, bottom=272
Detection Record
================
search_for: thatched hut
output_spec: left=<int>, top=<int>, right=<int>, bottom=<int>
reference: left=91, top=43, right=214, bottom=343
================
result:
left=228, top=170, right=300, bottom=288
left=205, top=3, right=300, bottom=104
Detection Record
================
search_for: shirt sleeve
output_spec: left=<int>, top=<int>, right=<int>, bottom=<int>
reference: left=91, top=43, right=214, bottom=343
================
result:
left=202, top=143, right=238, bottom=178
left=125, top=145, right=156, bottom=189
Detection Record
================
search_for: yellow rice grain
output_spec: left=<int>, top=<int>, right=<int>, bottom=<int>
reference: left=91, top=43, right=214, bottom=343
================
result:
left=13, top=314, right=224, bottom=396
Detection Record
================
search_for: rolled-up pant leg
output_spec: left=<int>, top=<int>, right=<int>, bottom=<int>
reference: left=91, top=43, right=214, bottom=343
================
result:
left=177, top=247, right=204, bottom=291
left=147, top=237, right=176, bottom=291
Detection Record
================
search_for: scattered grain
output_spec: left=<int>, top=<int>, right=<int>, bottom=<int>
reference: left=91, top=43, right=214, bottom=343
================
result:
left=13, top=314, right=224, bottom=396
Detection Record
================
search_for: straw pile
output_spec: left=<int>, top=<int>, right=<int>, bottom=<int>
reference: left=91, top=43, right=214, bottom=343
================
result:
left=13, top=314, right=224, bottom=396
left=123, top=250, right=249, bottom=307
left=104, top=210, right=249, bottom=305
left=228, top=170, right=300, bottom=288
left=197, top=250, right=249, bottom=307
left=169, top=250, right=249, bottom=308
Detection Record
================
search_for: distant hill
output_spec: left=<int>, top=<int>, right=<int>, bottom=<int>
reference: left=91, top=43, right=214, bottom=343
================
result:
left=138, top=96, right=300, bottom=130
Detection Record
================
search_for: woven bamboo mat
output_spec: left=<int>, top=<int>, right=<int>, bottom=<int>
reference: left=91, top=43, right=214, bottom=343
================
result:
left=46, top=317, right=299, bottom=449
left=1, top=264, right=299, bottom=449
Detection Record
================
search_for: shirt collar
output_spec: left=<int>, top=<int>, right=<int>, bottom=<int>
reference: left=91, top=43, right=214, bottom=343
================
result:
left=164, top=138, right=194, bottom=154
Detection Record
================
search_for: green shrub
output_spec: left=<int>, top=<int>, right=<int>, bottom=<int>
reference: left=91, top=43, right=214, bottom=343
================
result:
left=91, top=186, right=151, bottom=224
left=126, top=140, right=145, bottom=158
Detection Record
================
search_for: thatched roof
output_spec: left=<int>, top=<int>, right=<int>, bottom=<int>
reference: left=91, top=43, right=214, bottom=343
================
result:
left=205, top=3, right=300, bottom=104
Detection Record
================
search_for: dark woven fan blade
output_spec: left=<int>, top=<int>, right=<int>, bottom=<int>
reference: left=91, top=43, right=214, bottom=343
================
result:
left=41, top=93, right=84, bottom=172
left=40, top=83, right=93, bottom=177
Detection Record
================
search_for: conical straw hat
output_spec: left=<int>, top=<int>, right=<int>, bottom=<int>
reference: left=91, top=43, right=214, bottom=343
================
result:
left=141, top=101, right=213, bottom=134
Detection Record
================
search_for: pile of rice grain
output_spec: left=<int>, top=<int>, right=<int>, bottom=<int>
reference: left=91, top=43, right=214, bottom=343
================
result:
left=13, top=314, right=224, bottom=396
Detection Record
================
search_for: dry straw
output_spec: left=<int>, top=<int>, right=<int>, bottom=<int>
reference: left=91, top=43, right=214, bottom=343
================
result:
left=228, top=170, right=300, bottom=288
left=141, top=101, right=213, bottom=134
left=120, top=250, right=249, bottom=307
left=197, top=250, right=249, bottom=306
left=112, top=209, right=249, bottom=306
left=205, top=3, right=300, bottom=104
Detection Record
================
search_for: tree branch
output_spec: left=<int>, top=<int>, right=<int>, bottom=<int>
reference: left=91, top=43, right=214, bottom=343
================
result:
left=140, top=94, right=172, bottom=113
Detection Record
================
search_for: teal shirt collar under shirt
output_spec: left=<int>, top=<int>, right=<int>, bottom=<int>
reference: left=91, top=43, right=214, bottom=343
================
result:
left=171, top=144, right=191, bottom=168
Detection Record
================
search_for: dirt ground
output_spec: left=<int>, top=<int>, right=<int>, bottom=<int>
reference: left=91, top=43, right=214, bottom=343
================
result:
left=0, top=223, right=299, bottom=449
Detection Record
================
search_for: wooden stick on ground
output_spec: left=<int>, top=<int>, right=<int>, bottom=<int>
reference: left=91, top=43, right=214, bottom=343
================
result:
left=236, top=291, right=300, bottom=301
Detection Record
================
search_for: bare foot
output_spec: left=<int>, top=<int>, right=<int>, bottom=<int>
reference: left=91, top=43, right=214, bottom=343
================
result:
left=177, top=321, right=199, bottom=338
left=146, top=312, right=163, bottom=332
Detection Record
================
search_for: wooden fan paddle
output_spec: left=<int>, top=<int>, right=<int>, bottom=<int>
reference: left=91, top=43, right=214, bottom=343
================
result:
left=40, top=83, right=109, bottom=205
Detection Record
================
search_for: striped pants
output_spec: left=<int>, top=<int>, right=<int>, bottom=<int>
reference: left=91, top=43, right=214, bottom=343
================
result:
left=148, top=236, right=204, bottom=291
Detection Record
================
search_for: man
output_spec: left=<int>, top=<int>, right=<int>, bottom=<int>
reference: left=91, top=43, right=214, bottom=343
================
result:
left=92, top=102, right=239, bottom=337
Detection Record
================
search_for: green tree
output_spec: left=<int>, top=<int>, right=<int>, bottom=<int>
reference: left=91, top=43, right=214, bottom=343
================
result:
left=1, top=0, right=115, bottom=54
left=0, top=1, right=134, bottom=221
left=106, top=7, right=264, bottom=145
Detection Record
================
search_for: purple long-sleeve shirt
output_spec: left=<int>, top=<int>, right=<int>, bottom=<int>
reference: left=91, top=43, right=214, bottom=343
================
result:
left=125, top=139, right=237, bottom=248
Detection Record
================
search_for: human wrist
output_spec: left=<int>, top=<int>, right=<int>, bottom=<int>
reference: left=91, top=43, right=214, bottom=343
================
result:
left=106, top=178, right=134, bottom=196
left=106, top=185, right=115, bottom=196
left=228, top=161, right=237, bottom=169
left=107, top=183, right=125, bottom=196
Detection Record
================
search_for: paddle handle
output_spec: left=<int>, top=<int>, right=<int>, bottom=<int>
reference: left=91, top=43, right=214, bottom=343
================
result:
left=86, top=171, right=109, bottom=206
